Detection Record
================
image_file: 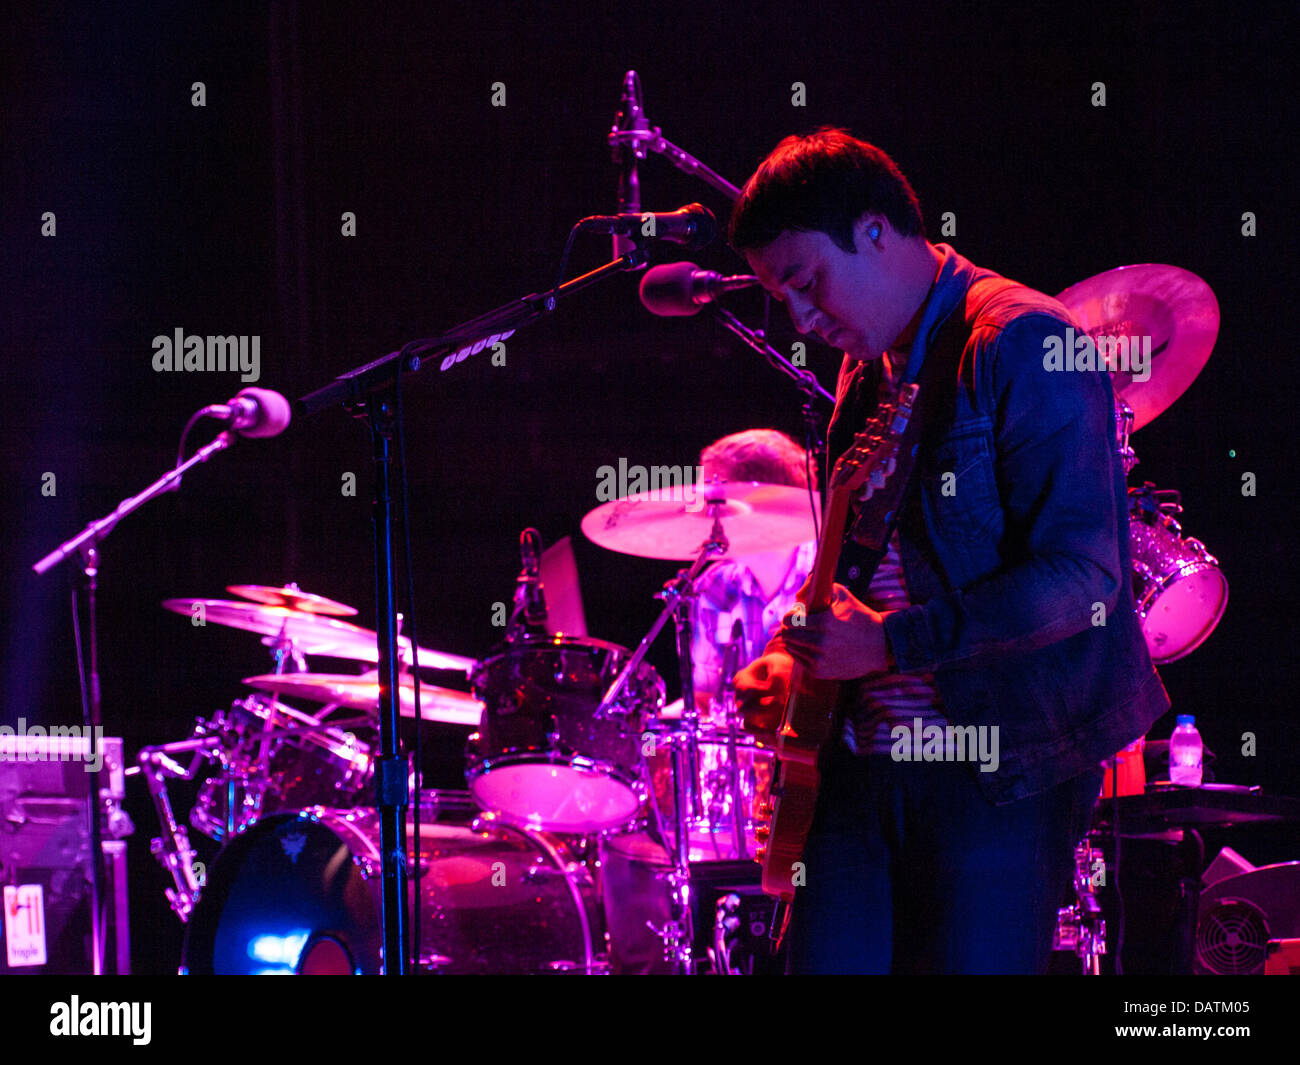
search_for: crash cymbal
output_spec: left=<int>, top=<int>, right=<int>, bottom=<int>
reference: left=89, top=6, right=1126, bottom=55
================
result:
left=226, top=583, right=358, bottom=616
left=1056, top=264, right=1219, bottom=430
left=163, top=598, right=476, bottom=672
left=242, top=673, right=484, bottom=727
left=581, top=480, right=818, bottom=561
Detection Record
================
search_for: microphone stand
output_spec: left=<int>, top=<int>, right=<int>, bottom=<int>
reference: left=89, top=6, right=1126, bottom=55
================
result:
left=32, top=429, right=238, bottom=975
left=711, top=304, right=836, bottom=481
left=609, top=72, right=832, bottom=486
left=296, top=246, right=649, bottom=974
left=609, top=71, right=742, bottom=203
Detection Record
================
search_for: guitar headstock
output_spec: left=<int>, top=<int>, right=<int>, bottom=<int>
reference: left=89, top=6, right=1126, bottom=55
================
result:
left=830, top=383, right=919, bottom=500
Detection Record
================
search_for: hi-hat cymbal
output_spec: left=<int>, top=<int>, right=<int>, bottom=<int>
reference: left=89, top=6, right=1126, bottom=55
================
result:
left=1056, top=264, right=1219, bottom=430
left=226, top=584, right=358, bottom=616
left=243, top=673, right=484, bottom=727
left=162, top=598, right=476, bottom=673
left=581, top=481, right=818, bottom=561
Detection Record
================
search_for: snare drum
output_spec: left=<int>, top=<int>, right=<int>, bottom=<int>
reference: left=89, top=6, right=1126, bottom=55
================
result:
left=182, top=792, right=601, bottom=974
left=468, top=636, right=664, bottom=833
left=1129, top=501, right=1228, bottom=663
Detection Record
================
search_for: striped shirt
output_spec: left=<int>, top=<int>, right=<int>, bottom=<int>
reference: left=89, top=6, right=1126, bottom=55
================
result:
left=841, top=349, right=947, bottom=755
left=842, top=530, right=948, bottom=755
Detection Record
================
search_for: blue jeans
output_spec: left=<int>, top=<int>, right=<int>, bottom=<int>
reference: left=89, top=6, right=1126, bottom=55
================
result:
left=786, top=745, right=1102, bottom=974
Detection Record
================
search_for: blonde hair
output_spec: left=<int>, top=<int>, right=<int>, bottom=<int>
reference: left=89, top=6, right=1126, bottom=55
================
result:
left=700, top=429, right=816, bottom=490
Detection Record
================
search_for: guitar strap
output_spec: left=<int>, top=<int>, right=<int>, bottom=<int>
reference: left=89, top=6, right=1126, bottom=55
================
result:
left=834, top=274, right=1017, bottom=595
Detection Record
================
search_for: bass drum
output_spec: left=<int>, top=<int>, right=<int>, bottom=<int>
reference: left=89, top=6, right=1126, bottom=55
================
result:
left=182, top=793, right=601, bottom=975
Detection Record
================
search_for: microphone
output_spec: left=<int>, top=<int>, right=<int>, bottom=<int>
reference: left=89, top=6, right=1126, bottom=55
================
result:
left=199, top=388, right=292, bottom=439
left=514, top=528, right=548, bottom=633
left=578, top=203, right=716, bottom=251
left=639, top=261, right=760, bottom=316
left=609, top=70, right=650, bottom=262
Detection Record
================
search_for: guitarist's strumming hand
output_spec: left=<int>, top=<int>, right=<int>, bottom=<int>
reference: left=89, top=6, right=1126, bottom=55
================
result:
left=733, top=650, right=795, bottom=742
left=773, top=583, right=891, bottom=681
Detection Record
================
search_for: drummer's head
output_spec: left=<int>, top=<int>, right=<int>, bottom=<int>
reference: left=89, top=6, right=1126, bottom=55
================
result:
left=700, top=429, right=816, bottom=491
left=729, top=128, right=937, bottom=362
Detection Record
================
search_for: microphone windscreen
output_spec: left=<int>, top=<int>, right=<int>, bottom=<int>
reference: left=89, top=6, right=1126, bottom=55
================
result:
left=238, top=388, right=292, bottom=438
left=679, top=204, right=718, bottom=251
left=639, top=261, right=703, bottom=317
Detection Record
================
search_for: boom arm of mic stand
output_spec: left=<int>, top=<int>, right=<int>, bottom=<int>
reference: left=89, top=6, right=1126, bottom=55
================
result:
left=711, top=306, right=836, bottom=406
left=296, top=249, right=649, bottom=418
left=32, top=432, right=235, bottom=575
left=612, top=126, right=742, bottom=202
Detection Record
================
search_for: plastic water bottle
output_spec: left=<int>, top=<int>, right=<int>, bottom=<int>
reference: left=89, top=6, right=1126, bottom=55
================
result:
left=1169, top=715, right=1203, bottom=786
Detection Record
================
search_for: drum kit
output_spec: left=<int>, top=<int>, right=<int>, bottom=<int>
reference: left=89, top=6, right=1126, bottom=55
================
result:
left=141, top=262, right=1225, bottom=975
left=151, top=480, right=816, bottom=975
left=1053, top=263, right=1227, bottom=972
left=1056, top=263, right=1228, bottom=665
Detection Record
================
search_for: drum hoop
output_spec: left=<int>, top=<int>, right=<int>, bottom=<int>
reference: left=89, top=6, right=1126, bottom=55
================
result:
left=468, top=750, right=645, bottom=790
left=478, top=634, right=637, bottom=661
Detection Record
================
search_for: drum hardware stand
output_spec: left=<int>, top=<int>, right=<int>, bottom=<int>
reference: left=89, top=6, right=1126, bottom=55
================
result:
left=712, top=892, right=744, bottom=975
left=710, top=306, right=835, bottom=502
left=594, top=493, right=739, bottom=974
left=1053, top=836, right=1108, bottom=974
left=506, top=528, right=550, bottom=643
left=139, top=740, right=216, bottom=921
left=138, top=711, right=279, bottom=918
left=1114, top=397, right=1138, bottom=475
left=646, top=865, right=695, bottom=973
left=267, top=626, right=311, bottom=674
left=1129, top=481, right=1183, bottom=520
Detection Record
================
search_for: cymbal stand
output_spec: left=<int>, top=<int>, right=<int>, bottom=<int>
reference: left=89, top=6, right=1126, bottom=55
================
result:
left=138, top=736, right=220, bottom=921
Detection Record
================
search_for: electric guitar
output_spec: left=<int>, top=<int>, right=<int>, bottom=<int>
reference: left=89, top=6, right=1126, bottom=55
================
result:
left=754, top=383, right=919, bottom=902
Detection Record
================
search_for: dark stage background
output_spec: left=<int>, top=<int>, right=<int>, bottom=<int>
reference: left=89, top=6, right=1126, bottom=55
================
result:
left=2, top=2, right=1296, bottom=974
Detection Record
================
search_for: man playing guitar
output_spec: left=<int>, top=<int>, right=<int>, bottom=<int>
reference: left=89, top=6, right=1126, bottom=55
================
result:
left=730, top=128, right=1169, bottom=973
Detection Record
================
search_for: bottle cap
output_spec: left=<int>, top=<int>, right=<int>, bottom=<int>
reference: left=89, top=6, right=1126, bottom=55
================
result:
left=1176, top=714, right=1196, bottom=726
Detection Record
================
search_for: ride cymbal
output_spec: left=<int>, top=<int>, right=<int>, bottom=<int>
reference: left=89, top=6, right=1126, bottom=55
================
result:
left=581, top=480, right=818, bottom=561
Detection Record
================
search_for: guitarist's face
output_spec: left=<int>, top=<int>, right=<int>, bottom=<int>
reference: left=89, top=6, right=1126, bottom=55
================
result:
left=747, top=216, right=918, bottom=362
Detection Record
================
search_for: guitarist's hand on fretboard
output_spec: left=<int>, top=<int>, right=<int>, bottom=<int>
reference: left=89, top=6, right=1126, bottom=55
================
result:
left=775, top=584, right=891, bottom=681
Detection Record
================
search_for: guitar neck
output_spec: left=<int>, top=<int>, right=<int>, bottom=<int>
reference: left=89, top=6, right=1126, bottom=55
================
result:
left=801, top=486, right=854, bottom=612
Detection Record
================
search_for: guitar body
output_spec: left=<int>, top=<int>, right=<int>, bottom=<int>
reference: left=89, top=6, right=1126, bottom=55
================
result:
left=756, top=384, right=918, bottom=902
left=760, top=670, right=841, bottom=898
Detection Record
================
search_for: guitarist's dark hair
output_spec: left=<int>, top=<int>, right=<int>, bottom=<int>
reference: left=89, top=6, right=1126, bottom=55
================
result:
left=729, top=127, right=924, bottom=254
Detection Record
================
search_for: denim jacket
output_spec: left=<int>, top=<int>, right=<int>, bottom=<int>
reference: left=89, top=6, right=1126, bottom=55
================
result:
left=827, top=244, right=1170, bottom=804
